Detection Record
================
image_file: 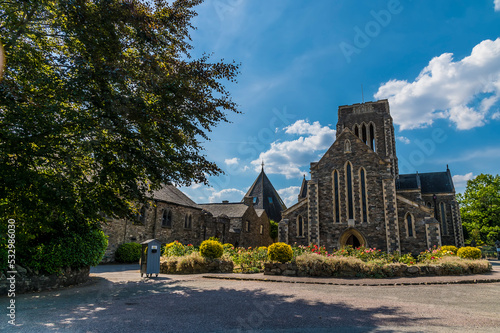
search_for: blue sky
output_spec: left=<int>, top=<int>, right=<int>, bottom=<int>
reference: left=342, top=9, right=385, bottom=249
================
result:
left=180, top=0, right=500, bottom=207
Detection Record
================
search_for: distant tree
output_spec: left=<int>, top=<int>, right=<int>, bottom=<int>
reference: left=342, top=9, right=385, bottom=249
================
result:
left=269, top=220, right=278, bottom=241
left=0, top=0, right=239, bottom=271
left=457, top=174, right=500, bottom=246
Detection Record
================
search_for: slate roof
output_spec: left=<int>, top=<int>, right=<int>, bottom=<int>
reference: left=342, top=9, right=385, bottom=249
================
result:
left=255, top=209, right=266, bottom=218
left=243, top=166, right=286, bottom=222
left=396, top=169, right=455, bottom=194
left=198, top=203, right=249, bottom=218
left=299, top=176, right=308, bottom=200
left=150, top=184, right=200, bottom=209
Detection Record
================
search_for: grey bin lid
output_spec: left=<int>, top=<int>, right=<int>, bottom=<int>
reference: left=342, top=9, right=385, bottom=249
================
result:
left=141, top=239, right=162, bottom=245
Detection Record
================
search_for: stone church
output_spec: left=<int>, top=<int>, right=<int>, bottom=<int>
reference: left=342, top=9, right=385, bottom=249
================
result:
left=101, top=169, right=283, bottom=261
left=280, top=99, right=465, bottom=254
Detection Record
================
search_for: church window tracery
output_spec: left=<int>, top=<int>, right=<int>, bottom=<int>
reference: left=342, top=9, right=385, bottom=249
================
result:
left=346, top=162, right=354, bottom=221
left=360, top=168, right=368, bottom=223
left=333, top=170, right=340, bottom=223
left=361, top=124, right=367, bottom=144
left=162, top=209, right=172, bottom=228
left=406, top=212, right=415, bottom=237
left=369, top=123, right=376, bottom=151
left=297, top=215, right=304, bottom=237
left=344, top=140, right=351, bottom=153
left=440, top=202, right=447, bottom=235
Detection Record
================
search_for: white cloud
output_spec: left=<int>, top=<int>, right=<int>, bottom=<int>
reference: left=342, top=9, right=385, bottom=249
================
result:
left=397, top=136, right=411, bottom=144
left=224, top=157, right=239, bottom=165
left=374, top=38, right=500, bottom=130
left=251, top=120, right=336, bottom=178
left=208, top=188, right=245, bottom=203
left=277, top=186, right=301, bottom=207
left=452, top=172, right=476, bottom=191
left=492, top=112, right=500, bottom=120
left=495, top=0, right=500, bottom=11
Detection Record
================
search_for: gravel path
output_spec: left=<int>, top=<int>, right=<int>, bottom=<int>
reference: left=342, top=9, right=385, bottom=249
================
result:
left=1, top=261, right=499, bottom=332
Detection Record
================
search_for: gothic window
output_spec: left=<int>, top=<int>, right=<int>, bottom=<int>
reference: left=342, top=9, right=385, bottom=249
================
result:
left=245, top=220, right=250, bottom=232
left=333, top=170, right=340, bottom=223
left=346, top=162, right=354, bottom=221
left=260, top=225, right=263, bottom=234
left=344, top=140, right=351, bottom=153
left=361, top=123, right=367, bottom=144
left=253, top=197, right=258, bottom=204
left=162, top=209, right=172, bottom=228
left=369, top=123, right=376, bottom=151
left=406, top=213, right=414, bottom=238
left=360, top=168, right=368, bottom=223
left=440, top=202, right=447, bottom=235
left=354, top=124, right=359, bottom=137
left=184, top=214, right=192, bottom=229
left=268, top=197, right=273, bottom=203
left=297, top=215, right=304, bottom=237
left=136, top=206, right=147, bottom=225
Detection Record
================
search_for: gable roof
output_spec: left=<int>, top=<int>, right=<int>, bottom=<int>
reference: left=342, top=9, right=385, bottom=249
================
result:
left=243, top=166, right=286, bottom=222
left=299, top=175, right=308, bottom=200
left=198, top=203, right=249, bottom=218
left=150, top=184, right=200, bottom=209
left=396, top=169, right=455, bottom=194
left=313, top=127, right=385, bottom=170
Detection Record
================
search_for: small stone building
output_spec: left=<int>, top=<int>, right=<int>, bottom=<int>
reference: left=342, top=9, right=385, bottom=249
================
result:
left=280, top=100, right=465, bottom=254
left=199, top=196, right=273, bottom=248
left=102, top=185, right=273, bottom=262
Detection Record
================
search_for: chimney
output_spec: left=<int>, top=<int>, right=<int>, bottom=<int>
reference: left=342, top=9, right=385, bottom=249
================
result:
left=222, top=200, right=229, bottom=204
left=243, top=196, right=253, bottom=207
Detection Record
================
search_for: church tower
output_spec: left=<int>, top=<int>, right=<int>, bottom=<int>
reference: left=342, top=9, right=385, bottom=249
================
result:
left=336, top=99, right=399, bottom=178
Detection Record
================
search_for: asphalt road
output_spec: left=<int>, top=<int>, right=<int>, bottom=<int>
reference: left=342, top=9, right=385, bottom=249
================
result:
left=2, top=263, right=500, bottom=333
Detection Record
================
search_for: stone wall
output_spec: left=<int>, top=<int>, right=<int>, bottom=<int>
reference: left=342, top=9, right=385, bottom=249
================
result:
left=0, top=265, right=90, bottom=294
left=282, top=200, right=309, bottom=246
left=396, top=195, right=432, bottom=254
left=264, top=261, right=490, bottom=277
left=310, top=129, right=394, bottom=251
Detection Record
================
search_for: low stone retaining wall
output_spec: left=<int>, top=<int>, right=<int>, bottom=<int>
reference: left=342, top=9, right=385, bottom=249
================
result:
left=264, top=262, right=491, bottom=278
left=0, top=265, right=90, bottom=294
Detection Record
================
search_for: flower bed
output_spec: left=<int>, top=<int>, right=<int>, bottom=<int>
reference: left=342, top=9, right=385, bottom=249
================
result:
left=160, top=252, right=233, bottom=274
left=264, top=254, right=491, bottom=278
left=160, top=240, right=492, bottom=278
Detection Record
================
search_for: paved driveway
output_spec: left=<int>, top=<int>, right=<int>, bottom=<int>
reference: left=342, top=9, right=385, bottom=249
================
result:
left=2, top=261, right=500, bottom=332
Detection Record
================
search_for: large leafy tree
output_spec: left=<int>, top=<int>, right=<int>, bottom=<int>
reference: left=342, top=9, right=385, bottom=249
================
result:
left=457, top=174, right=500, bottom=246
left=0, top=0, right=239, bottom=270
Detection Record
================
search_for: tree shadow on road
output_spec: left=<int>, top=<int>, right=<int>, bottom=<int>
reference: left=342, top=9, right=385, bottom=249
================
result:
left=13, top=276, right=436, bottom=333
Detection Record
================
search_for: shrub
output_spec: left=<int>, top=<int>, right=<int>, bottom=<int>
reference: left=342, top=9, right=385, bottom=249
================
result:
left=440, top=245, right=458, bottom=255
left=163, top=241, right=185, bottom=257
left=115, top=242, right=141, bottom=263
left=457, top=246, right=482, bottom=259
left=25, top=228, right=108, bottom=274
left=200, top=239, right=223, bottom=259
left=268, top=242, right=293, bottom=263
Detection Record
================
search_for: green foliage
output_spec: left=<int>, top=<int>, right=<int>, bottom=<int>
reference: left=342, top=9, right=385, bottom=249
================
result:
left=114, top=242, right=141, bottom=263
left=440, top=245, right=458, bottom=255
left=268, top=242, right=293, bottom=263
left=24, top=228, right=108, bottom=274
left=269, top=220, right=278, bottom=240
left=457, top=174, right=500, bottom=246
left=200, top=239, right=223, bottom=259
left=457, top=246, right=482, bottom=259
left=0, top=0, right=238, bottom=272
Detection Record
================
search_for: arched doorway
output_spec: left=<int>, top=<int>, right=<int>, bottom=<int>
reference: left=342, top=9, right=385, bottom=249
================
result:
left=339, top=228, right=366, bottom=248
